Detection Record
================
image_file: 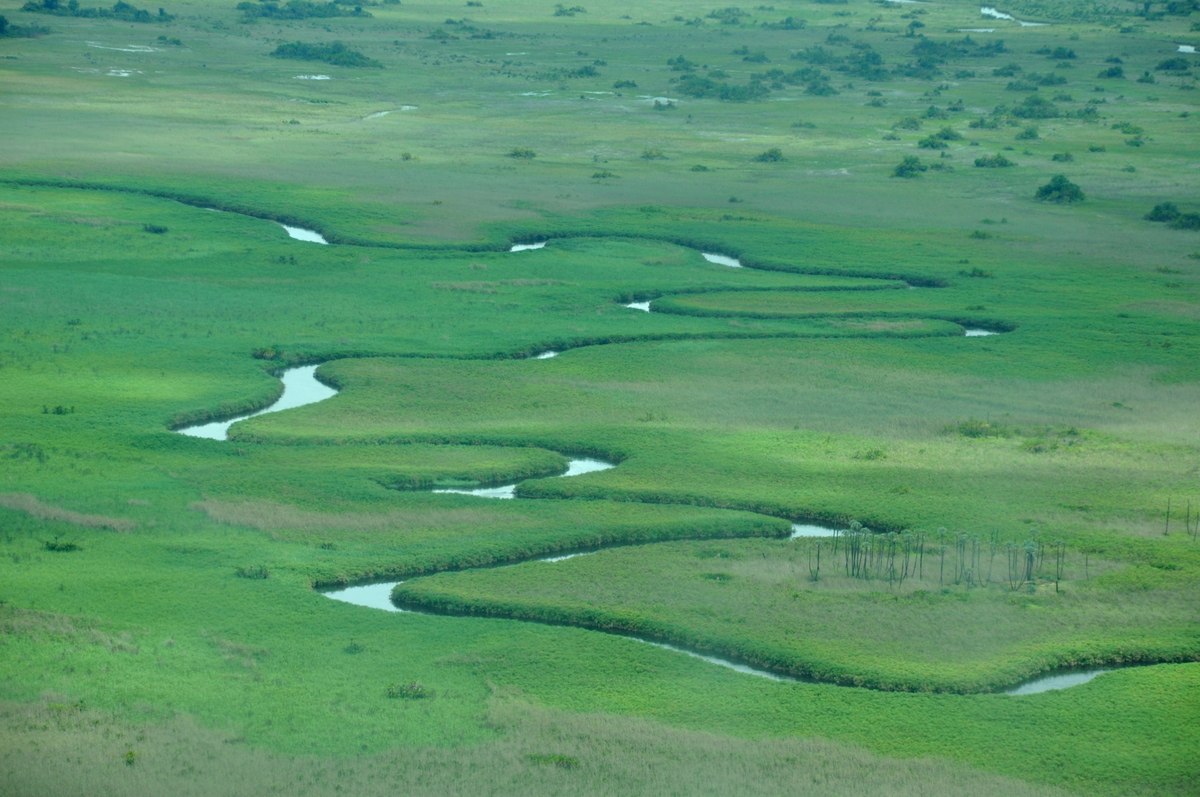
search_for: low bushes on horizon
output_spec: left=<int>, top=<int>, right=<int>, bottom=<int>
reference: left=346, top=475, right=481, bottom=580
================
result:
left=269, top=41, right=382, bottom=68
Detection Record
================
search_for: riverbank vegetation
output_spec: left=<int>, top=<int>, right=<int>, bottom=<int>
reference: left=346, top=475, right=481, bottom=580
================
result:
left=1, top=0, right=1198, bottom=794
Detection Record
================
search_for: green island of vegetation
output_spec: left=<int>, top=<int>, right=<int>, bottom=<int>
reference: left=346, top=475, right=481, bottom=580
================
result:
left=0, top=0, right=1198, bottom=795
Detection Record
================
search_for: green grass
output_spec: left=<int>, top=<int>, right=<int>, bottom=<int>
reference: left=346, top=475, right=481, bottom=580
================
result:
left=391, top=534, right=1200, bottom=692
left=1, top=0, right=1198, bottom=794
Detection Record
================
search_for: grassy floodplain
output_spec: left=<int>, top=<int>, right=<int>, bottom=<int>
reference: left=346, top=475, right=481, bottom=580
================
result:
left=1, top=0, right=1199, bottom=794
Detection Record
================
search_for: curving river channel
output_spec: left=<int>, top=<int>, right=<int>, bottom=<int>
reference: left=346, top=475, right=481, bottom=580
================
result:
left=155, top=219, right=1073, bottom=694
left=174, top=365, right=1122, bottom=695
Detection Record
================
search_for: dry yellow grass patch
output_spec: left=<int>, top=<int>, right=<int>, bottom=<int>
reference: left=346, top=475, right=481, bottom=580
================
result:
left=0, top=493, right=139, bottom=531
left=191, top=498, right=499, bottom=532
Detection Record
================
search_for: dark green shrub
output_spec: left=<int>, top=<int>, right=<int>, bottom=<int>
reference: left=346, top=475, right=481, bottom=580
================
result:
left=507, top=147, right=536, bottom=159
left=933, top=126, right=962, bottom=141
left=641, top=148, right=667, bottom=160
left=1155, top=57, right=1191, bottom=71
left=43, top=538, right=79, bottom=552
left=142, top=223, right=168, bottom=234
left=752, top=147, right=785, bottom=162
left=612, top=80, right=636, bottom=88
left=975, top=154, right=1016, bottom=167
left=21, top=0, right=172, bottom=21
left=1051, top=152, right=1074, bottom=162
left=1146, top=203, right=1182, bottom=222
left=238, top=0, right=370, bottom=20
left=1012, top=95, right=1060, bottom=119
left=918, top=136, right=948, bottom=149
left=1035, top=174, right=1085, bottom=203
left=1172, top=213, right=1200, bottom=230
left=893, top=116, right=922, bottom=130
left=1015, top=125, right=1039, bottom=140
left=1097, top=66, right=1125, bottom=78
left=952, top=419, right=1010, bottom=438
left=386, top=681, right=430, bottom=698
left=891, top=156, right=926, bottom=178
left=269, top=41, right=382, bottom=68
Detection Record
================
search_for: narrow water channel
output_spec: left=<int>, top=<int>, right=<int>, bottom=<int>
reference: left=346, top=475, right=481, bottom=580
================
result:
left=176, top=365, right=337, bottom=440
left=280, top=224, right=329, bottom=244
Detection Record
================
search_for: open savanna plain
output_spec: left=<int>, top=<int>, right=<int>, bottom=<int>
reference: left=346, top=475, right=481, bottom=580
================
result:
left=1, top=0, right=1199, bottom=794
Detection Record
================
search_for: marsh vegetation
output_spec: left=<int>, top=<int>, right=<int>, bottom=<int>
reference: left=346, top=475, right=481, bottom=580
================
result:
left=0, top=0, right=1198, bottom=794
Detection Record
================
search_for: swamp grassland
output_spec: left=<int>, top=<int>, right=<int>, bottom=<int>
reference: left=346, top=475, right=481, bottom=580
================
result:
left=1, top=0, right=1199, bottom=794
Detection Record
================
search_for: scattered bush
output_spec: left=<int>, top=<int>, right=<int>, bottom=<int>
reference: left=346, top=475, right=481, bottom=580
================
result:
left=1051, top=152, right=1074, bottom=162
left=0, top=14, right=51, bottom=35
left=1173, top=213, right=1200, bottom=230
left=893, top=116, right=922, bottom=130
left=612, top=80, right=637, bottom=88
left=238, top=0, right=370, bottom=20
left=1155, top=57, right=1192, bottom=72
left=975, top=154, right=1016, bottom=168
left=752, top=148, right=785, bottom=162
left=142, top=223, right=168, bottom=234
left=952, top=418, right=1010, bottom=438
left=959, top=267, right=994, bottom=276
left=21, top=0, right=172, bottom=22
left=917, top=136, right=948, bottom=149
left=1035, top=174, right=1085, bottom=203
left=591, top=169, right=618, bottom=178
left=269, top=42, right=382, bottom=68
left=891, top=156, right=927, bottom=178
left=386, top=681, right=430, bottom=698
left=1015, top=125, right=1039, bottom=140
left=689, top=164, right=709, bottom=171
left=43, top=537, right=80, bottom=552
left=641, top=148, right=667, bottom=160
left=507, top=147, right=536, bottom=159
left=1097, top=66, right=1125, bottom=79
left=1012, top=95, right=1060, bottom=119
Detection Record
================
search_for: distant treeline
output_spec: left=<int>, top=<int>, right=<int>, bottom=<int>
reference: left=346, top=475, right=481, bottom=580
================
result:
left=269, top=41, right=382, bottom=68
left=0, top=14, right=51, bottom=35
left=238, top=0, right=371, bottom=20
left=20, top=0, right=173, bottom=22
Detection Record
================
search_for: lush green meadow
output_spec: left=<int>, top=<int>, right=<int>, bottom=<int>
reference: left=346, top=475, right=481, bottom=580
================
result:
left=1, top=0, right=1199, bottom=794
